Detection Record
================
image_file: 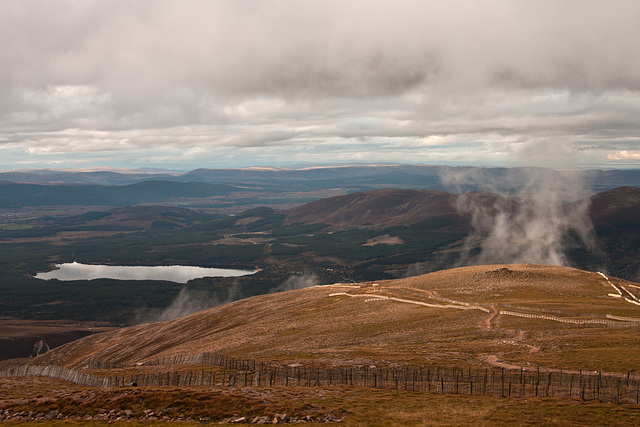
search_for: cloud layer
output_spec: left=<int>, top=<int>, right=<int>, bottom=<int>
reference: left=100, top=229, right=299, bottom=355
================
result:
left=1, top=0, right=640, bottom=169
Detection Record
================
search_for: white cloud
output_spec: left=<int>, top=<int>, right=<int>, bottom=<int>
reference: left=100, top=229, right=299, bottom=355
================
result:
left=608, top=150, right=640, bottom=160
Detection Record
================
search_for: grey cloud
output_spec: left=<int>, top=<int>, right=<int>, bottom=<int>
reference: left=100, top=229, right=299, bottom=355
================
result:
left=575, top=140, right=640, bottom=151
left=1, top=1, right=640, bottom=168
left=4, top=1, right=640, bottom=101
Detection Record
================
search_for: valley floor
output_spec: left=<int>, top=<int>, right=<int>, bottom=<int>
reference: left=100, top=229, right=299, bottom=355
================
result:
left=0, top=317, right=116, bottom=367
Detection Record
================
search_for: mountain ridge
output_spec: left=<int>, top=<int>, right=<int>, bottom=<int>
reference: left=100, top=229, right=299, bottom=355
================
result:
left=2, top=164, right=639, bottom=190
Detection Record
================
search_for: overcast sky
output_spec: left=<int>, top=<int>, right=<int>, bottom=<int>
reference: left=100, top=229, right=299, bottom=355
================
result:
left=1, top=0, right=639, bottom=171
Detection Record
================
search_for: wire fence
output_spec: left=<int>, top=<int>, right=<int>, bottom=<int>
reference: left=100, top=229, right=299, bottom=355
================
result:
left=2, top=352, right=639, bottom=404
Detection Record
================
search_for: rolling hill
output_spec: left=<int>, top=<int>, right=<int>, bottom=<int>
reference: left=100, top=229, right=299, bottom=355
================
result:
left=3, top=165, right=639, bottom=192
left=283, top=188, right=461, bottom=230
left=588, top=186, right=640, bottom=280
left=32, top=264, right=640, bottom=374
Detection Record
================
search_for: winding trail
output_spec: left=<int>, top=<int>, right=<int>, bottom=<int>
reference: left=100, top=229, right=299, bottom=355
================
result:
left=328, top=270, right=640, bottom=331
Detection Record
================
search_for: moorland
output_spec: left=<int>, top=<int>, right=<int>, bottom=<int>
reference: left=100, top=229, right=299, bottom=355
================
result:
left=0, top=165, right=639, bottom=424
left=3, top=264, right=640, bottom=425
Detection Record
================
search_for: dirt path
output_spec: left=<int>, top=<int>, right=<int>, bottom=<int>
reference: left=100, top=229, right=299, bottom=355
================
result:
left=482, top=354, right=640, bottom=380
left=329, top=292, right=489, bottom=312
left=484, top=355, right=522, bottom=371
left=485, top=305, right=498, bottom=329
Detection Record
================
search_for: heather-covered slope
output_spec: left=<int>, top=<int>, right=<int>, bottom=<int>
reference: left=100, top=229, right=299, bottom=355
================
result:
left=283, top=189, right=460, bottom=230
left=588, top=186, right=640, bottom=280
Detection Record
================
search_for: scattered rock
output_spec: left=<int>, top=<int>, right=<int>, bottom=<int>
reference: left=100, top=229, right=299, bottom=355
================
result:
left=324, top=413, right=339, bottom=422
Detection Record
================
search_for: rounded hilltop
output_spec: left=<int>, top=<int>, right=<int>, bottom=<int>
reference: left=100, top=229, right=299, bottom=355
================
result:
left=32, top=264, right=640, bottom=374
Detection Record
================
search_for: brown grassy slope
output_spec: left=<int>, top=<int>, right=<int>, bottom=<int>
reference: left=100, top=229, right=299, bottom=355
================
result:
left=282, top=188, right=461, bottom=229
left=32, top=264, right=640, bottom=373
left=589, top=186, right=640, bottom=223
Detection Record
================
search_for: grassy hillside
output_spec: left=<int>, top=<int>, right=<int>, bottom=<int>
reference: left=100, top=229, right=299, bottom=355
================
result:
left=33, top=264, right=640, bottom=374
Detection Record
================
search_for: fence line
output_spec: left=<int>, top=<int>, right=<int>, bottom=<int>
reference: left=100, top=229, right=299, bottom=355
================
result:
left=2, top=353, right=639, bottom=404
left=498, top=310, right=628, bottom=326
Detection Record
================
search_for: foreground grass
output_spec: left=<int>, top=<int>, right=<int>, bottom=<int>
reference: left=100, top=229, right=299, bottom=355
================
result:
left=2, top=376, right=640, bottom=426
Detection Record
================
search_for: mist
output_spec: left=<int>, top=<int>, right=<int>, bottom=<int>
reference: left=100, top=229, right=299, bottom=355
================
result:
left=135, top=273, right=319, bottom=324
left=269, top=274, right=319, bottom=293
left=135, top=282, right=243, bottom=324
left=441, top=167, right=595, bottom=266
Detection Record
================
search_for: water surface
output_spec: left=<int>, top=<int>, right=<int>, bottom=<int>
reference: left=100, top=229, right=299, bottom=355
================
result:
left=35, top=262, right=255, bottom=284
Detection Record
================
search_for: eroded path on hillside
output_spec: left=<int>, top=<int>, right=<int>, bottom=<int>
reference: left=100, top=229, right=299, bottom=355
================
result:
left=485, top=305, right=498, bottom=329
left=328, top=288, right=490, bottom=313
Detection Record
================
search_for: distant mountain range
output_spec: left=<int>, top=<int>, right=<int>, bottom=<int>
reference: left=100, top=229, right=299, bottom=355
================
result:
left=0, top=181, right=237, bottom=208
left=1, top=165, right=638, bottom=212
left=2, top=164, right=639, bottom=188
